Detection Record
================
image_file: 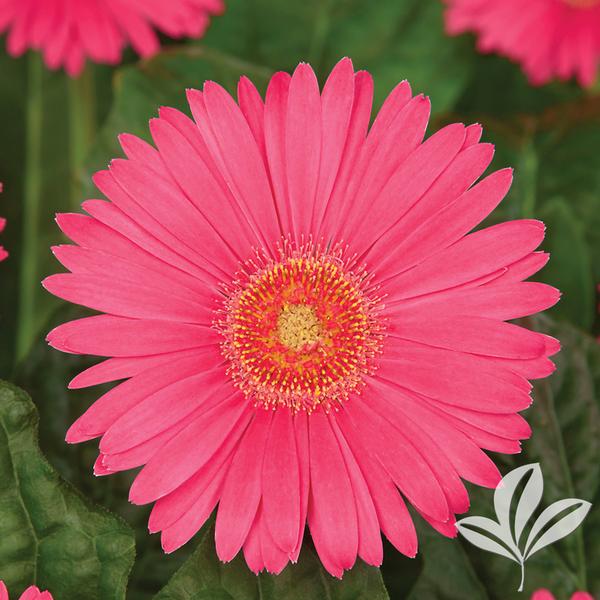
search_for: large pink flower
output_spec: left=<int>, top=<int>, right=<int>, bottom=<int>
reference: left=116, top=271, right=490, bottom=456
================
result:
left=45, top=59, right=560, bottom=577
left=444, top=0, right=600, bottom=86
left=0, top=581, right=53, bottom=600
left=0, top=183, right=6, bottom=262
left=0, top=0, right=224, bottom=76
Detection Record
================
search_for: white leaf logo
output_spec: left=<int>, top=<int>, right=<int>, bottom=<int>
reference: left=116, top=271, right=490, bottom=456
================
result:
left=456, top=463, right=591, bottom=592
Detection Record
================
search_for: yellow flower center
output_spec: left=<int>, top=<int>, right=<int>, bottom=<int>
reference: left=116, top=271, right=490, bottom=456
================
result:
left=277, top=304, right=322, bottom=350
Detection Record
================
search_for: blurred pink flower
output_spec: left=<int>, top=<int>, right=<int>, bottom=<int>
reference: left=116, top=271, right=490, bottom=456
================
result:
left=0, top=0, right=224, bottom=76
left=444, top=0, right=600, bottom=86
left=0, top=581, right=53, bottom=600
left=532, top=589, right=595, bottom=600
left=45, top=58, right=560, bottom=577
left=0, top=183, right=6, bottom=262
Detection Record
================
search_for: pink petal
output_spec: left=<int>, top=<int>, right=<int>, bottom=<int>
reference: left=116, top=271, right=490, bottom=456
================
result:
left=285, top=63, right=322, bottom=240
left=330, top=416, right=383, bottom=566
left=262, top=408, right=300, bottom=554
left=47, top=315, right=218, bottom=356
left=215, top=409, right=273, bottom=562
left=307, top=411, right=358, bottom=577
left=129, top=395, right=250, bottom=504
left=336, top=413, right=418, bottom=558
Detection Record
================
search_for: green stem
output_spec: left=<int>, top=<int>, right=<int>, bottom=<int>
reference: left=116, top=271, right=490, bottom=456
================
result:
left=16, top=53, right=44, bottom=364
left=520, top=139, right=538, bottom=219
left=68, top=66, right=96, bottom=210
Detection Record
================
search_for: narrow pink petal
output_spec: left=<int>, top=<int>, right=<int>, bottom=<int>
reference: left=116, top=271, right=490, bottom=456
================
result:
left=342, top=400, right=450, bottom=523
left=330, top=415, right=383, bottom=566
left=285, top=63, right=322, bottom=240
left=262, top=408, right=300, bottom=554
left=336, top=94, right=431, bottom=245
left=264, top=72, right=293, bottom=235
left=150, top=119, right=257, bottom=269
left=100, top=368, right=231, bottom=454
left=463, top=123, right=483, bottom=147
left=336, top=412, right=418, bottom=557
left=66, top=352, right=204, bottom=442
left=366, top=142, right=495, bottom=269
left=161, top=462, right=228, bottom=553
left=389, top=282, right=560, bottom=321
left=376, top=167, right=513, bottom=276
left=67, top=351, right=200, bottom=389
left=118, top=133, right=165, bottom=176
left=492, top=251, right=550, bottom=284
left=307, top=411, right=358, bottom=577
left=237, top=76, right=267, bottom=165
left=215, top=409, right=273, bottom=562
left=318, top=70, right=373, bottom=240
left=311, top=57, right=355, bottom=232
left=149, top=416, right=246, bottom=532
left=42, top=272, right=207, bottom=323
left=291, top=411, right=309, bottom=562
left=258, top=508, right=290, bottom=574
left=19, top=586, right=43, bottom=600
left=47, top=315, right=218, bottom=356
left=419, top=512, right=458, bottom=538
left=379, top=340, right=532, bottom=413
left=186, top=87, right=277, bottom=252
left=243, top=514, right=265, bottom=574
left=347, top=123, right=467, bottom=256
left=361, top=386, right=469, bottom=515
left=384, top=220, right=546, bottom=299
left=369, top=380, right=502, bottom=489
left=390, top=315, right=547, bottom=359
left=430, top=402, right=532, bottom=440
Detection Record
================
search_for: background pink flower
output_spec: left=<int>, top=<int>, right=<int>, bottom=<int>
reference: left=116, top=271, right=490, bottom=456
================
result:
left=0, top=0, right=224, bottom=76
left=0, top=581, right=53, bottom=600
left=532, top=589, right=595, bottom=600
left=0, top=183, right=6, bottom=262
left=45, top=58, right=560, bottom=577
left=444, top=0, right=600, bottom=86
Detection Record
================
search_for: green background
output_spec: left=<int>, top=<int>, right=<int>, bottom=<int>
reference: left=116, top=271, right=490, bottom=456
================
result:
left=0, top=0, right=599, bottom=598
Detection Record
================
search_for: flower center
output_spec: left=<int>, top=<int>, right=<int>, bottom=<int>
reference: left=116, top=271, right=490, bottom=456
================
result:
left=562, top=0, right=599, bottom=7
left=277, top=304, right=322, bottom=350
left=218, top=246, right=384, bottom=413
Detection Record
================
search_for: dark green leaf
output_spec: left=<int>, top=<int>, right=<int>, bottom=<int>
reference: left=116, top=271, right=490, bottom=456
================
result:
left=154, top=524, right=388, bottom=600
left=0, top=380, right=135, bottom=599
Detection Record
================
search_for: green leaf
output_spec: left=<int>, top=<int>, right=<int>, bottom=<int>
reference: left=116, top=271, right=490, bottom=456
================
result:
left=154, top=524, right=389, bottom=600
left=0, top=380, right=135, bottom=599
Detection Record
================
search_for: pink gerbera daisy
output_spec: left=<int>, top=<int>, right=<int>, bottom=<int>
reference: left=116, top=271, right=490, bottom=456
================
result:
left=0, top=581, right=53, bottom=600
left=444, top=0, right=600, bottom=86
left=45, top=58, right=560, bottom=577
left=0, top=184, right=7, bottom=262
left=0, top=0, right=224, bottom=76
left=532, top=590, right=595, bottom=600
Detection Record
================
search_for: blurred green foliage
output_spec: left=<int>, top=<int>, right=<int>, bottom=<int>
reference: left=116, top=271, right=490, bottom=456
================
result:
left=0, top=0, right=599, bottom=598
